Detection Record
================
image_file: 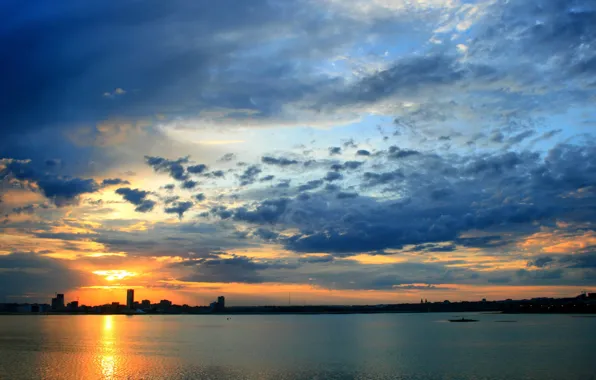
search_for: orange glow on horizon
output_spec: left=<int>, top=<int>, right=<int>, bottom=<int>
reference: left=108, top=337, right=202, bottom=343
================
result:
left=93, top=270, right=138, bottom=281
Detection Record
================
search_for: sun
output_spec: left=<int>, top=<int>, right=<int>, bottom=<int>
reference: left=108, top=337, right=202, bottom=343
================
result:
left=93, top=270, right=138, bottom=281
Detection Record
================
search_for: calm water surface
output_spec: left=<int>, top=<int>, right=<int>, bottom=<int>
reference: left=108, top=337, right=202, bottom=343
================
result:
left=0, top=313, right=595, bottom=380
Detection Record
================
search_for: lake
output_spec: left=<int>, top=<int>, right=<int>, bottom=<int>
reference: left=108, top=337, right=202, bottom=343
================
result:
left=0, top=313, right=594, bottom=379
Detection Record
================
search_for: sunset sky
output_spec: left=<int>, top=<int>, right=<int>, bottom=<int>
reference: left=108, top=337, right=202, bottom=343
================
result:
left=1, top=0, right=595, bottom=306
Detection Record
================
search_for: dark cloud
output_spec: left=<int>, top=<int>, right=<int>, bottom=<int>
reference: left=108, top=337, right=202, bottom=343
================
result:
left=101, top=178, right=130, bottom=186
left=328, top=55, right=467, bottom=105
left=387, top=146, right=420, bottom=159
left=527, top=256, right=554, bottom=268
left=0, top=159, right=100, bottom=206
left=194, top=193, right=206, bottom=202
left=231, top=143, right=596, bottom=256
left=45, top=159, right=62, bottom=168
left=328, top=147, right=342, bottom=156
left=233, top=198, right=290, bottom=224
left=144, top=156, right=189, bottom=181
left=0, top=252, right=89, bottom=302
left=238, top=165, right=262, bottom=186
left=362, top=170, right=404, bottom=187
left=164, top=201, right=194, bottom=219
left=181, top=180, right=198, bottom=189
left=298, top=180, right=324, bottom=192
left=430, top=188, right=453, bottom=201
left=206, top=170, right=226, bottom=178
left=332, top=161, right=363, bottom=171
left=261, top=156, right=299, bottom=166
left=253, top=228, right=279, bottom=241
left=163, top=195, right=180, bottom=205
left=276, top=180, right=291, bottom=189
left=299, top=255, right=334, bottom=264
left=210, top=206, right=233, bottom=220
left=343, top=139, right=357, bottom=149
left=324, top=171, right=343, bottom=182
left=356, top=150, right=371, bottom=157
left=260, top=175, right=275, bottom=182
left=187, top=164, right=208, bottom=174
left=115, top=187, right=156, bottom=212
left=296, top=193, right=309, bottom=201
left=177, top=255, right=296, bottom=284
left=336, top=192, right=359, bottom=199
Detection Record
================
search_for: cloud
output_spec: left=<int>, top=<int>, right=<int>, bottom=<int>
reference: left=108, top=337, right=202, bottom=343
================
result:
left=232, top=198, right=290, bottom=224
left=362, top=169, right=404, bottom=187
left=324, top=171, right=343, bottom=182
left=115, top=187, right=156, bottom=212
left=45, top=159, right=62, bottom=168
left=177, top=255, right=295, bottom=284
left=356, top=150, right=371, bottom=156
left=181, top=180, right=198, bottom=189
left=527, top=256, right=554, bottom=268
left=261, top=156, right=299, bottom=166
left=238, top=165, right=262, bottom=186
left=218, top=153, right=237, bottom=162
left=194, top=193, right=206, bottom=202
left=329, top=147, right=342, bottom=156
left=164, top=201, right=194, bottom=219
left=144, top=156, right=189, bottom=181
left=101, top=178, right=130, bottom=186
left=187, top=164, right=208, bottom=174
left=298, top=180, right=324, bottom=192
left=336, top=192, right=359, bottom=199
left=0, top=158, right=100, bottom=206
left=387, top=146, right=421, bottom=159
left=0, top=251, right=89, bottom=301
left=260, top=175, right=275, bottom=182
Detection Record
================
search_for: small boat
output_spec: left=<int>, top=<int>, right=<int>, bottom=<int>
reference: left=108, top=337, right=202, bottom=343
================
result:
left=448, top=317, right=478, bottom=322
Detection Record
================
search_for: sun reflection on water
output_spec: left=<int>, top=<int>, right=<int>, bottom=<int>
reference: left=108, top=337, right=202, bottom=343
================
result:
left=99, top=316, right=117, bottom=379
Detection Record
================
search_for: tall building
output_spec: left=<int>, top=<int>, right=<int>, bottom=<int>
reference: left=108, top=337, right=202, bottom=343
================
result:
left=51, top=293, right=65, bottom=310
left=217, top=296, right=225, bottom=309
left=126, top=289, right=134, bottom=309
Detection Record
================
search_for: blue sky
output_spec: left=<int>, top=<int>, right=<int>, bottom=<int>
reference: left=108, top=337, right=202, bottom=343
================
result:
left=1, top=0, right=595, bottom=305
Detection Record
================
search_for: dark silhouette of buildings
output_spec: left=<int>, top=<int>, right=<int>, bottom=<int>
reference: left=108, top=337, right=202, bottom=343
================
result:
left=51, top=294, right=65, bottom=310
left=126, top=289, right=135, bottom=309
left=3, top=290, right=596, bottom=315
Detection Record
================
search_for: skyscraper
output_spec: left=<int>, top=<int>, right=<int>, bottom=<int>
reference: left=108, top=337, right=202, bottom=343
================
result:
left=51, top=293, right=65, bottom=310
left=126, top=289, right=134, bottom=309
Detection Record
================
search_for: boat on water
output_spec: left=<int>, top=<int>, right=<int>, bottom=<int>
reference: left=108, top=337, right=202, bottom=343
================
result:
left=448, top=317, right=478, bottom=322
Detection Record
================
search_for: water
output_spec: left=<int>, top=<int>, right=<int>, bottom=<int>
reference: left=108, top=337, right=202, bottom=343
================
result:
left=0, top=313, right=594, bottom=380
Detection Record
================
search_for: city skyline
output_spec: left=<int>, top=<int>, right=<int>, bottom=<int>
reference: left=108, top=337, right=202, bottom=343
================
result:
left=1, top=0, right=596, bottom=306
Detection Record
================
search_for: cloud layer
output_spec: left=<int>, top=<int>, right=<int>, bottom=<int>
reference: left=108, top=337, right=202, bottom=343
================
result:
left=1, top=0, right=595, bottom=304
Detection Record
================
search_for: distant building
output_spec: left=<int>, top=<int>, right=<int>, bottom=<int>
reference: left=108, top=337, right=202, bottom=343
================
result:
left=16, top=304, right=32, bottom=313
left=159, top=300, right=172, bottom=310
left=126, top=289, right=135, bottom=309
left=141, top=299, right=151, bottom=309
left=217, top=296, right=225, bottom=309
left=51, top=293, right=65, bottom=310
left=67, top=301, right=79, bottom=310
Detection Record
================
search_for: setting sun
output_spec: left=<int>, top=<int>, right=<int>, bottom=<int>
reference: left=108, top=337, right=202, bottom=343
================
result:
left=93, top=270, right=138, bottom=282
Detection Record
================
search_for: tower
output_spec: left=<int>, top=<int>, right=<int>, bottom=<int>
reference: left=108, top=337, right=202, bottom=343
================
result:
left=126, top=289, right=134, bottom=309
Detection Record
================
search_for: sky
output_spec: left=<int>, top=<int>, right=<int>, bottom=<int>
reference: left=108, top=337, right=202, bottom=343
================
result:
left=1, top=0, right=596, bottom=306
